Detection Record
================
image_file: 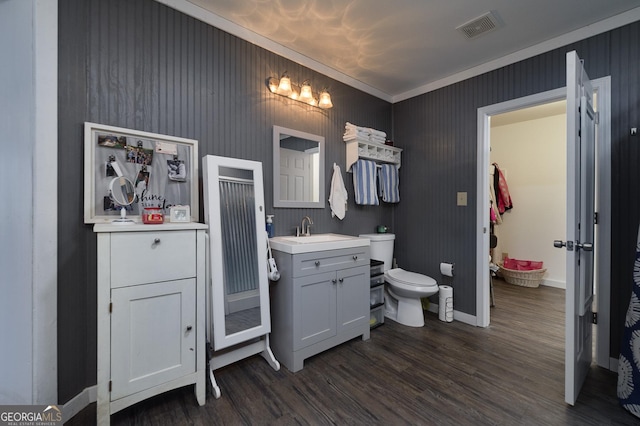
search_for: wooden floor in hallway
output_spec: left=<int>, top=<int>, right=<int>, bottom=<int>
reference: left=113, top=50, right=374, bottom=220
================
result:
left=67, top=278, right=636, bottom=425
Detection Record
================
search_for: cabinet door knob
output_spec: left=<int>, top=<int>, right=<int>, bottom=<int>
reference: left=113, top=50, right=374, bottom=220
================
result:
left=331, top=279, right=337, bottom=284
left=339, top=278, right=344, bottom=283
left=186, top=325, right=193, bottom=332
left=352, top=255, right=358, bottom=261
left=315, top=261, right=320, bottom=267
left=153, top=238, right=161, bottom=244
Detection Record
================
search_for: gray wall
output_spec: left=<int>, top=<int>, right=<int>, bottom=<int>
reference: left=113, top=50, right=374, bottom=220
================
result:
left=58, top=0, right=640, bottom=404
left=393, top=25, right=640, bottom=357
left=58, top=0, right=392, bottom=403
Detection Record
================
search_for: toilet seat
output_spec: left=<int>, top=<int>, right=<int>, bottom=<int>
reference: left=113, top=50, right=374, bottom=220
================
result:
left=385, top=268, right=438, bottom=292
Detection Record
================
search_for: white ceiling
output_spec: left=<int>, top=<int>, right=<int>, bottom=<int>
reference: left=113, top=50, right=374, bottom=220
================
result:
left=175, top=0, right=640, bottom=102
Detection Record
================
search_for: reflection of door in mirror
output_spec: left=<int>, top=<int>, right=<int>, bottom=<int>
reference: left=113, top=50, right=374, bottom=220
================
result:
left=279, top=145, right=318, bottom=202
left=273, top=126, right=325, bottom=208
left=202, top=155, right=271, bottom=351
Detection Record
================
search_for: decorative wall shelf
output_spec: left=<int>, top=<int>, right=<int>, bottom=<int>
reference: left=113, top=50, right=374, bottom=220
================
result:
left=345, top=140, right=402, bottom=171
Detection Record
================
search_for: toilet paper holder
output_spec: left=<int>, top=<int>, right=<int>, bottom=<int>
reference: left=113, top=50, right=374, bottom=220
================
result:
left=440, top=262, right=455, bottom=277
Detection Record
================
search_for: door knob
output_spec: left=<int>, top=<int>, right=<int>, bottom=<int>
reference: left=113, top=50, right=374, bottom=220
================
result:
left=576, top=242, right=593, bottom=251
left=553, top=240, right=574, bottom=251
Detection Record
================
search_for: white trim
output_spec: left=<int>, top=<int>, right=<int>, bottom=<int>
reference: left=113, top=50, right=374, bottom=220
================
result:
left=428, top=304, right=477, bottom=327
left=33, top=0, right=58, bottom=404
left=155, top=0, right=392, bottom=102
left=541, top=279, right=567, bottom=289
left=62, top=386, right=97, bottom=423
left=475, top=78, right=612, bottom=368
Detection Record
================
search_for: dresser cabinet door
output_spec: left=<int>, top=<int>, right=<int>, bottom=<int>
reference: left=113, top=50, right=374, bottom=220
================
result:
left=110, top=279, right=196, bottom=400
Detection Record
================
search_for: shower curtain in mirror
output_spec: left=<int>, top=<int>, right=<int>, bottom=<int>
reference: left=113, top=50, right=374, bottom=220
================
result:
left=617, top=224, right=640, bottom=418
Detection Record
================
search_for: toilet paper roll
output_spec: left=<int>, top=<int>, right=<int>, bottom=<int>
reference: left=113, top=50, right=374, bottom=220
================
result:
left=438, top=285, right=454, bottom=322
left=440, top=262, right=454, bottom=277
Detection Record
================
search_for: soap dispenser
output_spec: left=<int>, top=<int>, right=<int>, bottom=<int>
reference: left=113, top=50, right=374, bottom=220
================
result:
left=266, top=215, right=274, bottom=238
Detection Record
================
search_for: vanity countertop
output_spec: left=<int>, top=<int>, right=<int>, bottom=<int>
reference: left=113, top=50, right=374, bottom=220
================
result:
left=269, top=233, right=370, bottom=254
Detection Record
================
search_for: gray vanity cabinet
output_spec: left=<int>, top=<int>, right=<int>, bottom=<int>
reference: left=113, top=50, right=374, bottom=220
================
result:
left=270, top=246, right=371, bottom=372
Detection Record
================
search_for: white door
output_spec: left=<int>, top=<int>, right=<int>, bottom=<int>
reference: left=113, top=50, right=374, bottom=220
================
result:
left=560, top=50, right=597, bottom=406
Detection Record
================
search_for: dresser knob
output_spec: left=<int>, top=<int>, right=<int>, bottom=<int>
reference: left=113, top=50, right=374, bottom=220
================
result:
left=353, top=255, right=358, bottom=261
left=153, top=238, right=161, bottom=244
left=315, top=261, right=320, bottom=267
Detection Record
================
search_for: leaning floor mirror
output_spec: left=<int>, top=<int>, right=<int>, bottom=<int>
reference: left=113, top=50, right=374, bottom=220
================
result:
left=202, top=155, right=279, bottom=398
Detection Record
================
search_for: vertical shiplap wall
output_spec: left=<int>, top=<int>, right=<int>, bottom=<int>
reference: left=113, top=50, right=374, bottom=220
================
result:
left=394, top=25, right=639, bottom=358
left=58, top=0, right=391, bottom=403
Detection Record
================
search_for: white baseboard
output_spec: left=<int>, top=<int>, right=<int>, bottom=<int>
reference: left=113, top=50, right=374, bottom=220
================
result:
left=62, top=385, right=96, bottom=423
left=541, top=278, right=566, bottom=289
left=428, top=303, right=477, bottom=327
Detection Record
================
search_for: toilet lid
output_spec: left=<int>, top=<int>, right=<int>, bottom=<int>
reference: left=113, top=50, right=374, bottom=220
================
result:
left=385, top=268, right=437, bottom=288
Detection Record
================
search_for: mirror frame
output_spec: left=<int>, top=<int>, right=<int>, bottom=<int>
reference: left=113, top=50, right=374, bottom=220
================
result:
left=273, top=125, right=325, bottom=208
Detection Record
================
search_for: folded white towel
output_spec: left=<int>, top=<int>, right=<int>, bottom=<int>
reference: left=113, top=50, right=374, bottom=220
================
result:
left=352, top=159, right=379, bottom=205
left=329, top=163, right=348, bottom=219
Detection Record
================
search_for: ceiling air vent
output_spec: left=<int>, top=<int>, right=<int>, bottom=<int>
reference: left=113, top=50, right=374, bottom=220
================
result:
left=456, top=11, right=501, bottom=40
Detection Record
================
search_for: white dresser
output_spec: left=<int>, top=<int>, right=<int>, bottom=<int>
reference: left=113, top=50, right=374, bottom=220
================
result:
left=94, top=223, right=208, bottom=425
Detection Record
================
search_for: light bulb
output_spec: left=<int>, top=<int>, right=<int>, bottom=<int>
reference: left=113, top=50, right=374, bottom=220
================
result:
left=276, top=75, right=292, bottom=96
left=318, top=90, right=333, bottom=109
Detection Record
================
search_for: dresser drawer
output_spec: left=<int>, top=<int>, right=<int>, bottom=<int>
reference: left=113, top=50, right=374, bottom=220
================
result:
left=291, top=246, right=370, bottom=278
left=110, top=230, right=196, bottom=287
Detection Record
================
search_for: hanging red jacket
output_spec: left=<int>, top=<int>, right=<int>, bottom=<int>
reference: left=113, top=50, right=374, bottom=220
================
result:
left=492, top=162, right=513, bottom=213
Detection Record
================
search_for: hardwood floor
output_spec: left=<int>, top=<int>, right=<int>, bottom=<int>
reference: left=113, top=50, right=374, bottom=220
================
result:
left=67, top=279, right=637, bottom=425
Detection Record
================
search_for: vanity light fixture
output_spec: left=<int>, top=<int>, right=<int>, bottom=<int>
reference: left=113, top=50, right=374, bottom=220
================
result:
left=267, top=73, right=333, bottom=109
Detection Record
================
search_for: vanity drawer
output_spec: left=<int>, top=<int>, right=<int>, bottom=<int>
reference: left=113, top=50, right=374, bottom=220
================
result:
left=110, top=230, right=196, bottom=287
left=292, top=246, right=370, bottom=278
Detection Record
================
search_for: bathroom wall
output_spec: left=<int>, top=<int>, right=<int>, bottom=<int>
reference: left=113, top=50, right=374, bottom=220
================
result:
left=393, top=22, right=640, bottom=359
left=490, top=113, right=567, bottom=288
left=58, top=0, right=392, bottom=403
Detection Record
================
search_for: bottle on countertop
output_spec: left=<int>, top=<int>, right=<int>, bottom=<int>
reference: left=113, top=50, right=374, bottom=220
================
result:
left=266, top=215, right=274, bottom=238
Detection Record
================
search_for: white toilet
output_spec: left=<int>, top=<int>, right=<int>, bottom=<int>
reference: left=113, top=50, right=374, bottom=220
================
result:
left=360, top=233, right=438, bottom=327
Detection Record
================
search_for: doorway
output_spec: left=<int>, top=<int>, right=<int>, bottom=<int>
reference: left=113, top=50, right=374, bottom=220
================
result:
left=475, top=77, right=612, bottom=370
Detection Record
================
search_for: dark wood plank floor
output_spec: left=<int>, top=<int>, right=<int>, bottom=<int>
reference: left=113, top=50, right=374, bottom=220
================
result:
left=67, top=279, right=637, bottom=425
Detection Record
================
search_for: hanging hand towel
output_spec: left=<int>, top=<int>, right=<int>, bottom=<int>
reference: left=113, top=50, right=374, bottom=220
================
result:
left=379, top=164, right=400, bottom=203
left=352, top=159, right=379, bottom=205
left=329, top=163, right=348, bottom=219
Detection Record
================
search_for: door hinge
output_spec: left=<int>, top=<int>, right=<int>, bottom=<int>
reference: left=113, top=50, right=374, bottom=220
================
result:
left=109, top=302, right=112, bottom=313
left=592, top=312, right=598, bottom=324
left=594, top=212, right=598, bottom=225
left=109, top=380, right=112, bottom=392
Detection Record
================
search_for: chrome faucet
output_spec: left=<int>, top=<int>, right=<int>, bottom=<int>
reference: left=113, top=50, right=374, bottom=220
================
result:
left=300, top=216, right=313, bottom=237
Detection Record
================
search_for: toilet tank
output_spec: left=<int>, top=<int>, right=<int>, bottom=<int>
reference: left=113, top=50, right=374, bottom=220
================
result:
left=359, top=233, right=395, bottom=271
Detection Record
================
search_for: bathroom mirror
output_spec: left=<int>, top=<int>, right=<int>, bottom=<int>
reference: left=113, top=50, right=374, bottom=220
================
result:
left=202, top=155, right=271, bottom=350
left=109, top=176, right=135, bottom=206
left=273, top=125, right=325, bottom=208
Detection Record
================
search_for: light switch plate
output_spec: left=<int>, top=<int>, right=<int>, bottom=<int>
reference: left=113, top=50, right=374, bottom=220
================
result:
left=457, top=192, right=467, bottom=206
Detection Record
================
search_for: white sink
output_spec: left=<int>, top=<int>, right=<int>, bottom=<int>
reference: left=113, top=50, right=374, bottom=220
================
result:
left=269, top=233, right=370, bottom=254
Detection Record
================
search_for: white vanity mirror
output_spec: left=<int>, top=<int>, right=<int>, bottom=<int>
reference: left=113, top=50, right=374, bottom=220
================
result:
left=109, top=176, right=136, bottom=206
left=273, top=125, right=325, bottom=208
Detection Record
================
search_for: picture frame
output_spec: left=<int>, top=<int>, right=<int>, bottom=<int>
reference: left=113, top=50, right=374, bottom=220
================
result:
left=169, top=205, right=191, bottom=223
left=84, top=122, right=199, bottom=223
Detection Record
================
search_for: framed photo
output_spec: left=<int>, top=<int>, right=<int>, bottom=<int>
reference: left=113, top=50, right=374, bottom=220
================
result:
left=169, top=205, right=191, bottom=223
left=84, top=122, right=199, bottom=223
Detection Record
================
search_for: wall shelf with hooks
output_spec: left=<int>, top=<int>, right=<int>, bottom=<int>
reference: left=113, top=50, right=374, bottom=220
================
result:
left=345, top=140, right=402, bottom=171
